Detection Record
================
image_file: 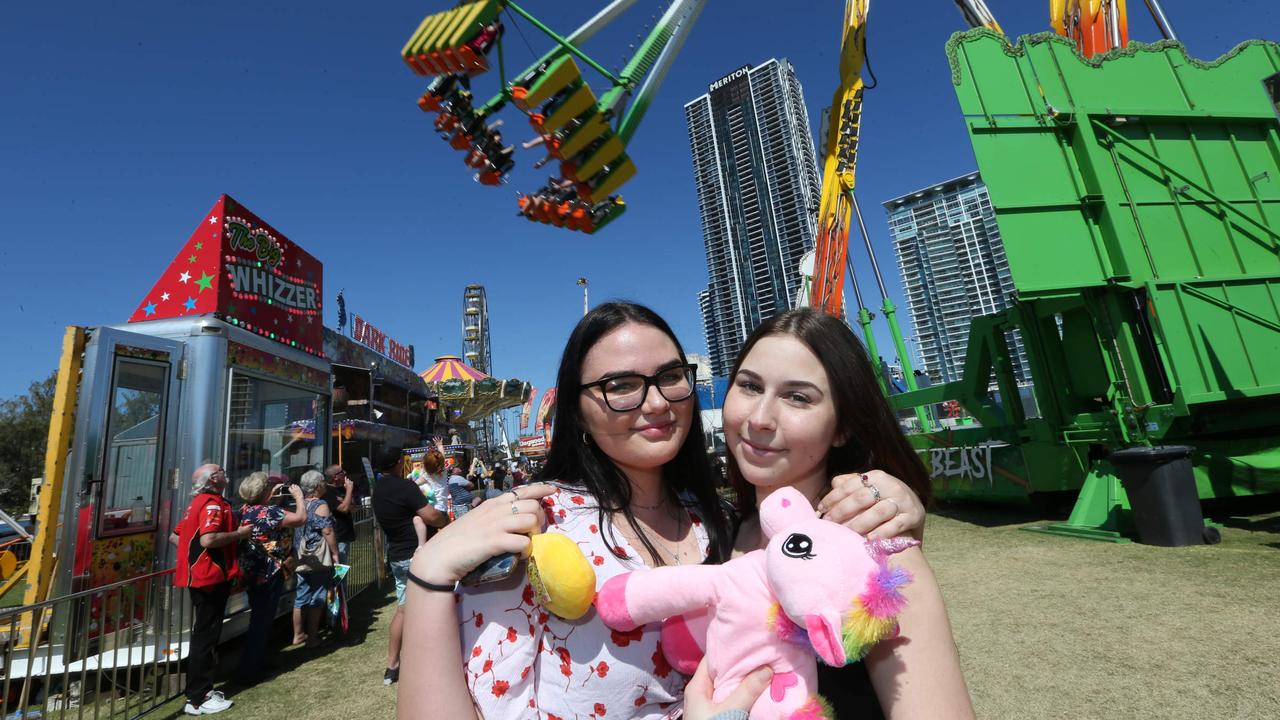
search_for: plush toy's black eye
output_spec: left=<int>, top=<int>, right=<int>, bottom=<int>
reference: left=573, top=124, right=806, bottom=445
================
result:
left=782, top=533, right=815, bottom=559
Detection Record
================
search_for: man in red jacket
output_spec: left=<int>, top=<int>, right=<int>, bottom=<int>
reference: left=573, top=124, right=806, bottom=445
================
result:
left=170, top=464, right=250, bottom=715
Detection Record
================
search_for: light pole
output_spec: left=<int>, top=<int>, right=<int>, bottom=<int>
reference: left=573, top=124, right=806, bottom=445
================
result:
left=576, top=277, right=589, bottom=317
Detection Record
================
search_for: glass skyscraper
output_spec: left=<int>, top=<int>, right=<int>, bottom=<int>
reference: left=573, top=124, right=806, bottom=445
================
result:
left=884, top=172, right=1031, bottom=385
left=685, top=59, right=821, bottom=377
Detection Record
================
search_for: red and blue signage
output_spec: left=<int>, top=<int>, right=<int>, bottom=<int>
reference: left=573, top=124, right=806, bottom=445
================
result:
left=128, top=194, right=324, bottom=356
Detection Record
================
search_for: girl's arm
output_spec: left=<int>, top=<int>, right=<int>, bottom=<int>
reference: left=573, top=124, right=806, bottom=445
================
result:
left=864, top=548, right=975, bottom=719
left=397, top=484, right=557, bottom=720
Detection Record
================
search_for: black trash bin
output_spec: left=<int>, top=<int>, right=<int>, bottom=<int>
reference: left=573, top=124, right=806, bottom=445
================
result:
left=1110, top=445, right=1215, bottom=546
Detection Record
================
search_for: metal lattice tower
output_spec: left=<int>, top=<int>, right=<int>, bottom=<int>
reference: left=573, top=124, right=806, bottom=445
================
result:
left=462, top=285, right=495, bottom=455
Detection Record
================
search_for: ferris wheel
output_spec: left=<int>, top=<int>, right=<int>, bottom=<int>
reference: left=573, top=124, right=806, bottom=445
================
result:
left=462, top=284, right=495, bottom=453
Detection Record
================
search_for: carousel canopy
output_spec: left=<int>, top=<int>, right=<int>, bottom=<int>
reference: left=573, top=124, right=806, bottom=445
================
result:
left=420, top=355, right=488, bottom=382
left=419, top=355, right=530, bottom=422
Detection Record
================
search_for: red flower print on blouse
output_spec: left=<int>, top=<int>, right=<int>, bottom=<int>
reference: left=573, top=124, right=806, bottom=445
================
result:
left=592, top=555, right=605, bottom=566
left=481, top=659, right=493, bottom=673
left=520, top=665, right=531, bottom=680
left=594, top=702, right=607, bottom=716
left=594, top=661, right=610, bottom=678
left=506, top=626, right=518, bottom=642
left=473, top=612, right=485, bottom=628
left=557, top=508, right=567, bottom=520
left=610, top=627, right=644, bottom=647
left=471, top=646, right=483, bottom=658
left=651, top=643, right=672, bottom=678
left=589, top=523, right=599, bottom=534
left=522, top=584, right=536, bottom=606
left=491, top=680, right=510, bottom=697
left=634, top=694, right=646, bottom=707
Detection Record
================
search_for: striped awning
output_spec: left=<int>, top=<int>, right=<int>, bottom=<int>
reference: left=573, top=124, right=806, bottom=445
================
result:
left=419, top=355, right=488, bottom=383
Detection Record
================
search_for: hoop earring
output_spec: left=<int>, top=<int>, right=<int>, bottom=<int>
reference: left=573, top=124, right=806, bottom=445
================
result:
left=581, top=432, right=592, bottom=446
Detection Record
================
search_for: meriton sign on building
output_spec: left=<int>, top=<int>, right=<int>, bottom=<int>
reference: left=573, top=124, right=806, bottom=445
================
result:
left=708, top=65, right=751, bottom=92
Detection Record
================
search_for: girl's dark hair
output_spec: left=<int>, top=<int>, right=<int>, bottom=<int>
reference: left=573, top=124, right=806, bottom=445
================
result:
left=726, top=308, right=932, bottom=515
left=538, top=302, right=733, bottom=565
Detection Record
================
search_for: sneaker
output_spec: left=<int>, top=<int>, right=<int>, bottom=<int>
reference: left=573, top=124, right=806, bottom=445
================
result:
left=183, top=690, right=233, bottom=715
left=383, top=667, right=399, bottom=686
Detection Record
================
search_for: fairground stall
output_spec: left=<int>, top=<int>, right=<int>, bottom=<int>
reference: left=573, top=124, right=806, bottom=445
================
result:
left=0, top=195, right=431, bottom=715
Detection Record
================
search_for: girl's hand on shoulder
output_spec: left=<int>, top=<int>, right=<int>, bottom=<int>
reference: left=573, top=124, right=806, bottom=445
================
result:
left=411, top=483, right=557, bottom=587
left=681, top=657, right=771, bottom=720
left=817, top=469, right=925, bottom=541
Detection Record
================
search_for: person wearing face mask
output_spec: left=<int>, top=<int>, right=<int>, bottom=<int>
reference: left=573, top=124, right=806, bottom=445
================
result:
left=397, top=303, right=931, bottom=720
left=170, top=464, right=251, bottom=715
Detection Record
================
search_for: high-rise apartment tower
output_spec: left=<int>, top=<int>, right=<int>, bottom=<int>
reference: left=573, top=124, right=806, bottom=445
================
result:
left=885, top=172, right=1031, bottom=385
left=686, top=59, right=821, bottom=377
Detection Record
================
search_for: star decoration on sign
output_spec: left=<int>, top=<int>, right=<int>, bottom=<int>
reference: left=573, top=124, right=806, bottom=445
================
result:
left=194, top=242, right=203, bottom=251
left=183, top=297, right=197, bottom=311
left=161, top=292, right=170, bottom=301
left=208, top=215, right=218, bottom=225
left=187, top=254, right=197, bottom=264
left=196, top=272, right=214, bottom=292
left=179, top=271, right=192, bottom=284
left=144, top=302, right=157, bottom=316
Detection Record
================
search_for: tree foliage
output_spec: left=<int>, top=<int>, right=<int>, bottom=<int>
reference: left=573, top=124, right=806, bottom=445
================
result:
left=0, top=372, right=57, bottom=515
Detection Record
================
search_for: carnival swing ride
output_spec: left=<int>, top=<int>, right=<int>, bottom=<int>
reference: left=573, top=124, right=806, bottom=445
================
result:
left=400, top=0, right=709, bottom=234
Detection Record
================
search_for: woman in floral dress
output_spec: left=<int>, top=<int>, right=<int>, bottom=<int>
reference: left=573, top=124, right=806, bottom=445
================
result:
left=235, top=472, right=305, bottom=684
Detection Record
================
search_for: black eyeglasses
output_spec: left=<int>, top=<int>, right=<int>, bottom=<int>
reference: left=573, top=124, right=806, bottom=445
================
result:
left=579, top=364, right=697, bottom=412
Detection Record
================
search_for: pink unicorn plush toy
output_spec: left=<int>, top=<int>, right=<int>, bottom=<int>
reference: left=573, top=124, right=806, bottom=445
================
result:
left=595, top=486, right=917, bottom=720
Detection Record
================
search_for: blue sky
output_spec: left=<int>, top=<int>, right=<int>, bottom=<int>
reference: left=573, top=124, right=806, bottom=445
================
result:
left=1, top=0, right=1274, bottom=419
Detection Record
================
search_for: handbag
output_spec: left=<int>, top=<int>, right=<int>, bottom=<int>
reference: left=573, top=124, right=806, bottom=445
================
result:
left=296, top=499, right=334, bottom=574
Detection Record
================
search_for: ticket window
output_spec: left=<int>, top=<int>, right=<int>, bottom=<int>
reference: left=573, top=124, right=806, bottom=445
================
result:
left=225, top=371, right=329, bottom=500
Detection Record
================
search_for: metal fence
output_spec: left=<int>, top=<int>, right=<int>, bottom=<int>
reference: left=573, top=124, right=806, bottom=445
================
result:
left=1, top=568, right=188, bottom=720
left=2, top=510, right=384, bottom=719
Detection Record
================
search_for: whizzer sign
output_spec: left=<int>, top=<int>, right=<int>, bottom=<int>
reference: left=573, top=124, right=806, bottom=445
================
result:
left=128, top=194, right=325, bottom=356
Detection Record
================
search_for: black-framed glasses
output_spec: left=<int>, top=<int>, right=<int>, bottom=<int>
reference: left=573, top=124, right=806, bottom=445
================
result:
left=579, top=363, right=697, bottom=412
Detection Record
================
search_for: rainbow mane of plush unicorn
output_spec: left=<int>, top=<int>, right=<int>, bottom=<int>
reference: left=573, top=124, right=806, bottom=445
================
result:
left=595, top=486, right=917, bottom=720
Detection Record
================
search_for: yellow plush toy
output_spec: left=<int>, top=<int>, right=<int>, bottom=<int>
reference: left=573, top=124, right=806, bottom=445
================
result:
left=527, top=532, right=596, bottom=620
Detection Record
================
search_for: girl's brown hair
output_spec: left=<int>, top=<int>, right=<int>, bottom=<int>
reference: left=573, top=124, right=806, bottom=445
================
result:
left=726, top=308, right=932, bottom=514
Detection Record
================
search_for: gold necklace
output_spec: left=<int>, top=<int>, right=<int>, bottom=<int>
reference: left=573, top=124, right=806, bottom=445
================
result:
left=618, top=510, right=688, bottom=566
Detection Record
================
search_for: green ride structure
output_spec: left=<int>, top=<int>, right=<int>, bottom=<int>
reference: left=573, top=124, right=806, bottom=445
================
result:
left=892, top=29, right=1280, bottom=541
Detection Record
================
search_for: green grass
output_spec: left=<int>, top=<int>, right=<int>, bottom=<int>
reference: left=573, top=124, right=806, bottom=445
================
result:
left=138, top=504, right=1280, bottom=720
left=929, top=503, right=1280, bottom=719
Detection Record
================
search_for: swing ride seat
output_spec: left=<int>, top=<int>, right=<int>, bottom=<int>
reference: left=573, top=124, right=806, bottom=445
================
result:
left=563, top=133, right=624, bottom=182
left=511, top=55, right=585, bottom=112
left=533, top=82, right=598, bottom=135
left=401, top=0, right=501, bottom=76
left=580, top=156, right=636, bottom=204
left=554, top=112, right=609, bottom=160
left=580, top=197, right=627, bottom=234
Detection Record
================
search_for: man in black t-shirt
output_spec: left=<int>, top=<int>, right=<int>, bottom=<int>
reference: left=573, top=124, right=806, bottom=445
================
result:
left=323, top=465, right=366, bottom=564
left=371, top=451, right=446, bottom=685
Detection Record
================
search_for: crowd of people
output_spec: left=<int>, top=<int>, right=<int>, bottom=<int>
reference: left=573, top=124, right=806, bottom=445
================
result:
left=168, top=303, right=971, bottom=719
left=169, top=463, right=364, bottom=715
